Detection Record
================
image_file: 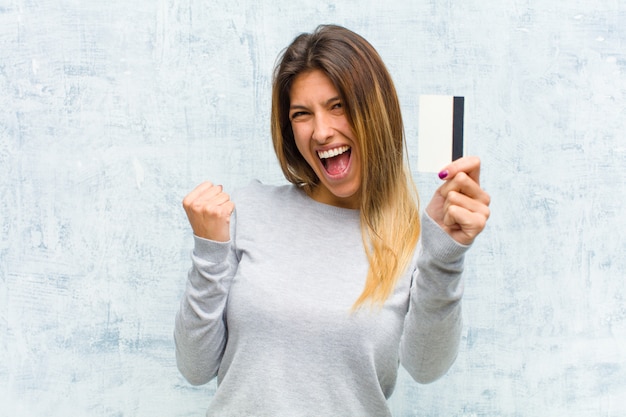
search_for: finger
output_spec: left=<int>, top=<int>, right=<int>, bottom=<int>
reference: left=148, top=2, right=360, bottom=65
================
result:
left=443, top=190, right=491, bottom=219
left=183, top=181, right=215, bottom=208
left=439, top=172, right=491, bottom=205
left=206, top=191, right=232, bottom=212
left=194, top=196, right=234, bottom=219
left=185, top=183, right=228, bottom=211
left=445, top=207, right=488, bottom=235
left=187, top=190, right=231, bottom=218
left=438, top=156, right=481, bottom=185
left=222, top=201, right=235, bottom=217
left=443, top=205, right=489, bottom=241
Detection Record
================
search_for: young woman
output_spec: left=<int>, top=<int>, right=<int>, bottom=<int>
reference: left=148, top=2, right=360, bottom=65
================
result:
left=175, top=24, right=490, bottom=416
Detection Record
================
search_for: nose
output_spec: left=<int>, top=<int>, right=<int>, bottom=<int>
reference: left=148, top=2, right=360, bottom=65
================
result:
left=311, top=113, right=333, bottom=143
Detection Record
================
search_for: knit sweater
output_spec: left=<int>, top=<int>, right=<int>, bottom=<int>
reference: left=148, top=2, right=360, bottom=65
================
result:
left=175, top=180, right=469, bottom=416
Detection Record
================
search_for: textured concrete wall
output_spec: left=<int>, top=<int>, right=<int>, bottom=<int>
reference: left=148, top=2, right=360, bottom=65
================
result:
left=1, top=1, right=624, bottom=415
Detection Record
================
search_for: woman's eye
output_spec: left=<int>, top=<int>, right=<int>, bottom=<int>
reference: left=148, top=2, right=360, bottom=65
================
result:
left=290, top=111, right=305, bottom=120
left=331, top=102, right=343, bottom=112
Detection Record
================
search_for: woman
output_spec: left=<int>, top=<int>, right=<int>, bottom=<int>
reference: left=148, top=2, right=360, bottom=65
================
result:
left=175, top=24, right=490, bottom=416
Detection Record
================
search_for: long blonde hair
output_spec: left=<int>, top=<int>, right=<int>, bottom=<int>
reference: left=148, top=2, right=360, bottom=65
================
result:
left=271, top=25, right=421, bottom=307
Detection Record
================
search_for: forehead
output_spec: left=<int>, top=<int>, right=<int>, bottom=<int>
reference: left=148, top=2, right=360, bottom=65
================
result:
left=289, top=69, right=339, bottom=102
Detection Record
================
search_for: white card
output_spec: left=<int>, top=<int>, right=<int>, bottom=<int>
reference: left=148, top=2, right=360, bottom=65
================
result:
left=417, top=95, right=464, bottom=173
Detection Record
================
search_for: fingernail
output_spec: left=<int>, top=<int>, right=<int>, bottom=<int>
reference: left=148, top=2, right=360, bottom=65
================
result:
left=438, top=170, right=449, bottom=180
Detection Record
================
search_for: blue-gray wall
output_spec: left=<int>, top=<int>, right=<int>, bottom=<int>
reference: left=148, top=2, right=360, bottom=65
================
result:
left=1, top=1, right=624, bottom=416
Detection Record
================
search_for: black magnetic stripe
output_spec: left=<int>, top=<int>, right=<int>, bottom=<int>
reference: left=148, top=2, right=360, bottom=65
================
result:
left=452, top=96, right=464, bottom=161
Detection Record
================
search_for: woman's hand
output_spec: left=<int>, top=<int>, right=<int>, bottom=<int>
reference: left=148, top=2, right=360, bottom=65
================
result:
left=426, top=156, right=491, bottom=245
left=182, top=182, right=235, bottom=242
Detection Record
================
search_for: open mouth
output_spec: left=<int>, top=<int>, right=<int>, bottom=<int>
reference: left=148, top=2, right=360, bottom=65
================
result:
left=317, top=145, right=351, bottom=176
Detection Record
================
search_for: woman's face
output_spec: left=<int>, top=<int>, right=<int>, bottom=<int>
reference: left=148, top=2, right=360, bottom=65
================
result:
left=288, top=69, right=361, bottom=209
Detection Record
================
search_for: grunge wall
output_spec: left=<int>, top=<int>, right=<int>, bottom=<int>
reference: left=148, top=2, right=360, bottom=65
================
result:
left=1, top=1, right=624, bottom=415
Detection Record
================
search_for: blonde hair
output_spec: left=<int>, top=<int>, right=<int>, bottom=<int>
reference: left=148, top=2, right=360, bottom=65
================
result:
left=271, top=25, right=421, bottom=308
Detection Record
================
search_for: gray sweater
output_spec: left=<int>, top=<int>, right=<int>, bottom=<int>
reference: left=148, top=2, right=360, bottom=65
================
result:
left=175, top=181, right=469, bottom=416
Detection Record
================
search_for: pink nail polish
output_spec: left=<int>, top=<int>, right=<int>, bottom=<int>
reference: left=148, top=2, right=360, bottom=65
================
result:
left=438, top=170, right=449, bottom=180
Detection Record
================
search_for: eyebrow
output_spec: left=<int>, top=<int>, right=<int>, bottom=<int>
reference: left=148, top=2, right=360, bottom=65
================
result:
left=289, top=96, right=341, bottom=110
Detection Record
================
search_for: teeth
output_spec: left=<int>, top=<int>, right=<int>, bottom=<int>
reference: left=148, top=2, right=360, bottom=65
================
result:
left=317, top=145, right=350, bottom=160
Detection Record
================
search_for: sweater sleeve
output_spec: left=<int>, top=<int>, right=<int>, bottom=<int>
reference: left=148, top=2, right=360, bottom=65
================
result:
left=399, top=211, right=470, bottom=384
left=174, top=213, right=239, bottom=386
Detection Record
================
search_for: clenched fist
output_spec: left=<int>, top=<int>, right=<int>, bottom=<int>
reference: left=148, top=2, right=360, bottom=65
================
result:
left=426, top=156, right=491, bottom=246
left=182, top=182, right=235, bottom=242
